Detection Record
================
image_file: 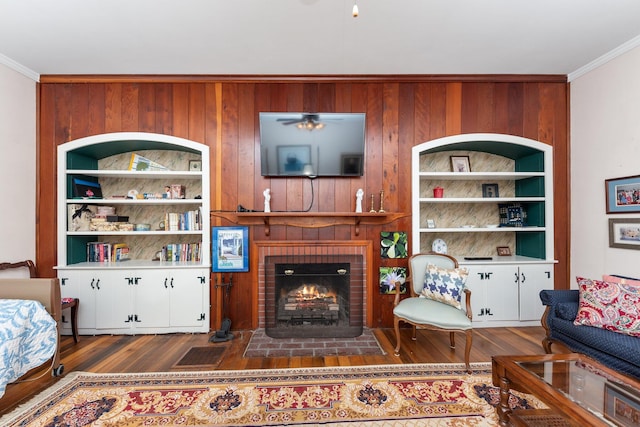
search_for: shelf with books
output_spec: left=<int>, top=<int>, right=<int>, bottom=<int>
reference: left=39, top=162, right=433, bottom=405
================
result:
left=56, top=132, right=210, bottom=335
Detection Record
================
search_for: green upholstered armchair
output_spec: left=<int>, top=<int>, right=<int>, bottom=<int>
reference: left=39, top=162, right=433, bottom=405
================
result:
left=393, top=252, right=473, bottom=372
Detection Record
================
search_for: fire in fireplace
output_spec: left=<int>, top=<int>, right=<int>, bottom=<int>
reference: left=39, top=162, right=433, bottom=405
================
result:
left=265, top=256, right=363, bottom=338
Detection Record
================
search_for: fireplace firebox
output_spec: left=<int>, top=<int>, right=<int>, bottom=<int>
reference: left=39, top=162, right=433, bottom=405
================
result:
left=265, top=255, right=363, bottom=338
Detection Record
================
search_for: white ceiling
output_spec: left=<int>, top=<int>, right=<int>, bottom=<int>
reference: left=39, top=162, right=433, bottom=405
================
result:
left=2, top=0, right=640, bottom=81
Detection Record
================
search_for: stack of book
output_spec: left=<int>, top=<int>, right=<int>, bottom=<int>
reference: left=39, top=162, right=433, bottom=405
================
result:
left=161, top=243, right=201, bottom=262
left=86, top=242, right=130, bottom=262
left=164, top=209, right=202, bottom=231
left=87, top=242, right=112, bottom=262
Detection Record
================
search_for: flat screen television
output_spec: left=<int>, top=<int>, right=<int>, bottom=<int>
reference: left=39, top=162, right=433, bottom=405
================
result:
left=259, top=112, right=366, bottom=177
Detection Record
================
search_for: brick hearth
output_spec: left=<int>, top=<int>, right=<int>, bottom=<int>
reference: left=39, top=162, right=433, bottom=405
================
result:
left=252, top=240, right=374, bottom=329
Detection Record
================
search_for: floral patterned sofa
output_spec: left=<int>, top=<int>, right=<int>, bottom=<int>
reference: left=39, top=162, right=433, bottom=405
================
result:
left=539, top=275, right=640, bottom=380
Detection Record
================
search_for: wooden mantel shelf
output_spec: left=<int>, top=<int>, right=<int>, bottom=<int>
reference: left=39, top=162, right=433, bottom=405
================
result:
left=211, top=212, right=409, bottom=236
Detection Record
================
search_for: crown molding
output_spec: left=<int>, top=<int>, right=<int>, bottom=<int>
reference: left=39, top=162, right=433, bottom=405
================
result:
left=0, top=53, right=39, bottom=82
left=569, top=35, right=640, bottom=82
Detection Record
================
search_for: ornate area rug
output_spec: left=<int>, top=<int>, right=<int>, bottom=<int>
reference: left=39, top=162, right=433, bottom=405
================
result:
left=1, top=363, right=545, bottom=426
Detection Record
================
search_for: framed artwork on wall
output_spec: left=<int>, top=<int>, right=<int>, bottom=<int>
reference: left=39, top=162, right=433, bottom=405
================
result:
left=609, top=218, right=640, bottom=250
left=379, top=266, right=407, bottom=294
left=380, top=231, right=408, bottom=259
left=212, top=226, right=249, bottom=272
left=605, top=175, right=640, bottom=213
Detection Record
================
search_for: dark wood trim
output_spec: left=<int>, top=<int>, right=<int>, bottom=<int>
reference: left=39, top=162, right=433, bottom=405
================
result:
left=39, top=74, right=568, bottom=84
left=211, top=212, right=409, bottom=236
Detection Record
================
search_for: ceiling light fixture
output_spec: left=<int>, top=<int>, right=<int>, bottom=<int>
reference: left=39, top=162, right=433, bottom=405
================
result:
left=352, top=1, right=359, bottom=17
left=297, top=118, right=325, bottom=131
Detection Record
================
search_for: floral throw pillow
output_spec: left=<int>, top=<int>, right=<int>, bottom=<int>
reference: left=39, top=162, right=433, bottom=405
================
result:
left=421, top=264, right=468, bottom=309
left=574, top=276, right=640, bottom=337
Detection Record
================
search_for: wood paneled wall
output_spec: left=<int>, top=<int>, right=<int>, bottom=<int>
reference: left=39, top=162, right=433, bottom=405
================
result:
left=37, top=76, right=569, bottom=331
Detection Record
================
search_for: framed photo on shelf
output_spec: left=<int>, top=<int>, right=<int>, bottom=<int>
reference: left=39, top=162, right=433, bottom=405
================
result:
left=426, top=219, right=436, bottom=228
left=496, top=246, right=511, bottom=256
left=450, top=156, right=471, bottom=173
left=212, top=226, right=249, bottom=272
left=604, top=383, right=640, bottom=427
left=605, top=174, right=640, bottom=213
left=189, top=160, right=202, bottom=171
left=482, top=183, right=500, bottom=198
left=608, top=218, right=640, bottom=250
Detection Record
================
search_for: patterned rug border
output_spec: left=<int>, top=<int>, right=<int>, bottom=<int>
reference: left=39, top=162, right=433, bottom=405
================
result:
left=2, top=362, right=494, bottom=426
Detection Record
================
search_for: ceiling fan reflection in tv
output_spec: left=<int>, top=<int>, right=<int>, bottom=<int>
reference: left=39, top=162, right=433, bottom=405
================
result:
left=276, top=113, right=342, bottom=131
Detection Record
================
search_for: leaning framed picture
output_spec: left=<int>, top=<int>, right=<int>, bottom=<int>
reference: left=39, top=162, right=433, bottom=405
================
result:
left=604, top=383, right=640, bottom=427
left=609, top=218, right=640, bottom=250
left=496, top=246, right=511, bottom=256
left=212, top=226, right=249, bottom=272
left=482, top=183, right=500, bottom=198
left=450, top=156, right=471, bottom=172
left=605, top=174, right=640, bottom=213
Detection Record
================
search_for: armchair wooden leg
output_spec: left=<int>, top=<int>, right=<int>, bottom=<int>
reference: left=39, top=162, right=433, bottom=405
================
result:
left=393, top=317, right=402, bottom=356
left=464, top=329, right=473, bottom=373
left=449, top=331, right=455, bottom=348
left=411, top=325, right=417, bottom=341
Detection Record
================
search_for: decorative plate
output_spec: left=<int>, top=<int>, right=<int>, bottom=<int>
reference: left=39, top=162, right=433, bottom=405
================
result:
left=432, top=238, right=448, bottom=254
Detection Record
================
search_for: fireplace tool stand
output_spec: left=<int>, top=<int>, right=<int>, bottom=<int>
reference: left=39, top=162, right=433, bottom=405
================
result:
left=210, top=273, right=234, bottom=343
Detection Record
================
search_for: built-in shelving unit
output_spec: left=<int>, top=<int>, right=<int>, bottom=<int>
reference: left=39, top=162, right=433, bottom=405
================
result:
left=56, top=132, right=211, bottom=335
left=412, top=133, right=556, bottom=326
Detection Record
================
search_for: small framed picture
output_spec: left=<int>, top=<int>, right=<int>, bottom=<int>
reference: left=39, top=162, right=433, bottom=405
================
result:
left=427, top=219, right=436, bottom=228
left=482, top=183, right=500, bottom=198
left=605, top=174, right=640, bottom=213
left=609, top=218, right=640, bottom=250
left=497, top=246, right=511, bottom=256
left=604, top=383, right=640, bottom=427
left=189, top=160, right=202, bottom=171
left=450, top=156, right=471, bottom=173
left=212, top=226, right=249, bottom=272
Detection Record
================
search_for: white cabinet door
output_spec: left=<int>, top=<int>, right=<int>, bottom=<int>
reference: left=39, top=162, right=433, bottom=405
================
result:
left=59, top=270, right=97, bottom=332
left=132, top=269, right=208, bottom=331
left=518, top=264, right=554, bottom=321
left=168, top=269, right=208, bottom=328
left=465, top=265, right=519, bottom=323
left=133, top=271, right=171, bottom=329
left=93, top=271, right=135, bottom=331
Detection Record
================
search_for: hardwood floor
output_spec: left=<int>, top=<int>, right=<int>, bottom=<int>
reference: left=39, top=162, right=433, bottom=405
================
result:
left=1, top=326, right=559, bottom=416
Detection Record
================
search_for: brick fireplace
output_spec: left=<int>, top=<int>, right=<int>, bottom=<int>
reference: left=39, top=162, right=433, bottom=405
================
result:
left=252, top=241, right=373, bottom=331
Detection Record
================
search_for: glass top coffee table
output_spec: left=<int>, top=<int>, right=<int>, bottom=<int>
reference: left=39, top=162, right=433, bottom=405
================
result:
left=492, top=354, right=640, bottom=427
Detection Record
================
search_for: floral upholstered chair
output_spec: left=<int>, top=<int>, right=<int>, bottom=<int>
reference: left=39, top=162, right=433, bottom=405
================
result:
left=393, top=252, right=473, bottom=372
